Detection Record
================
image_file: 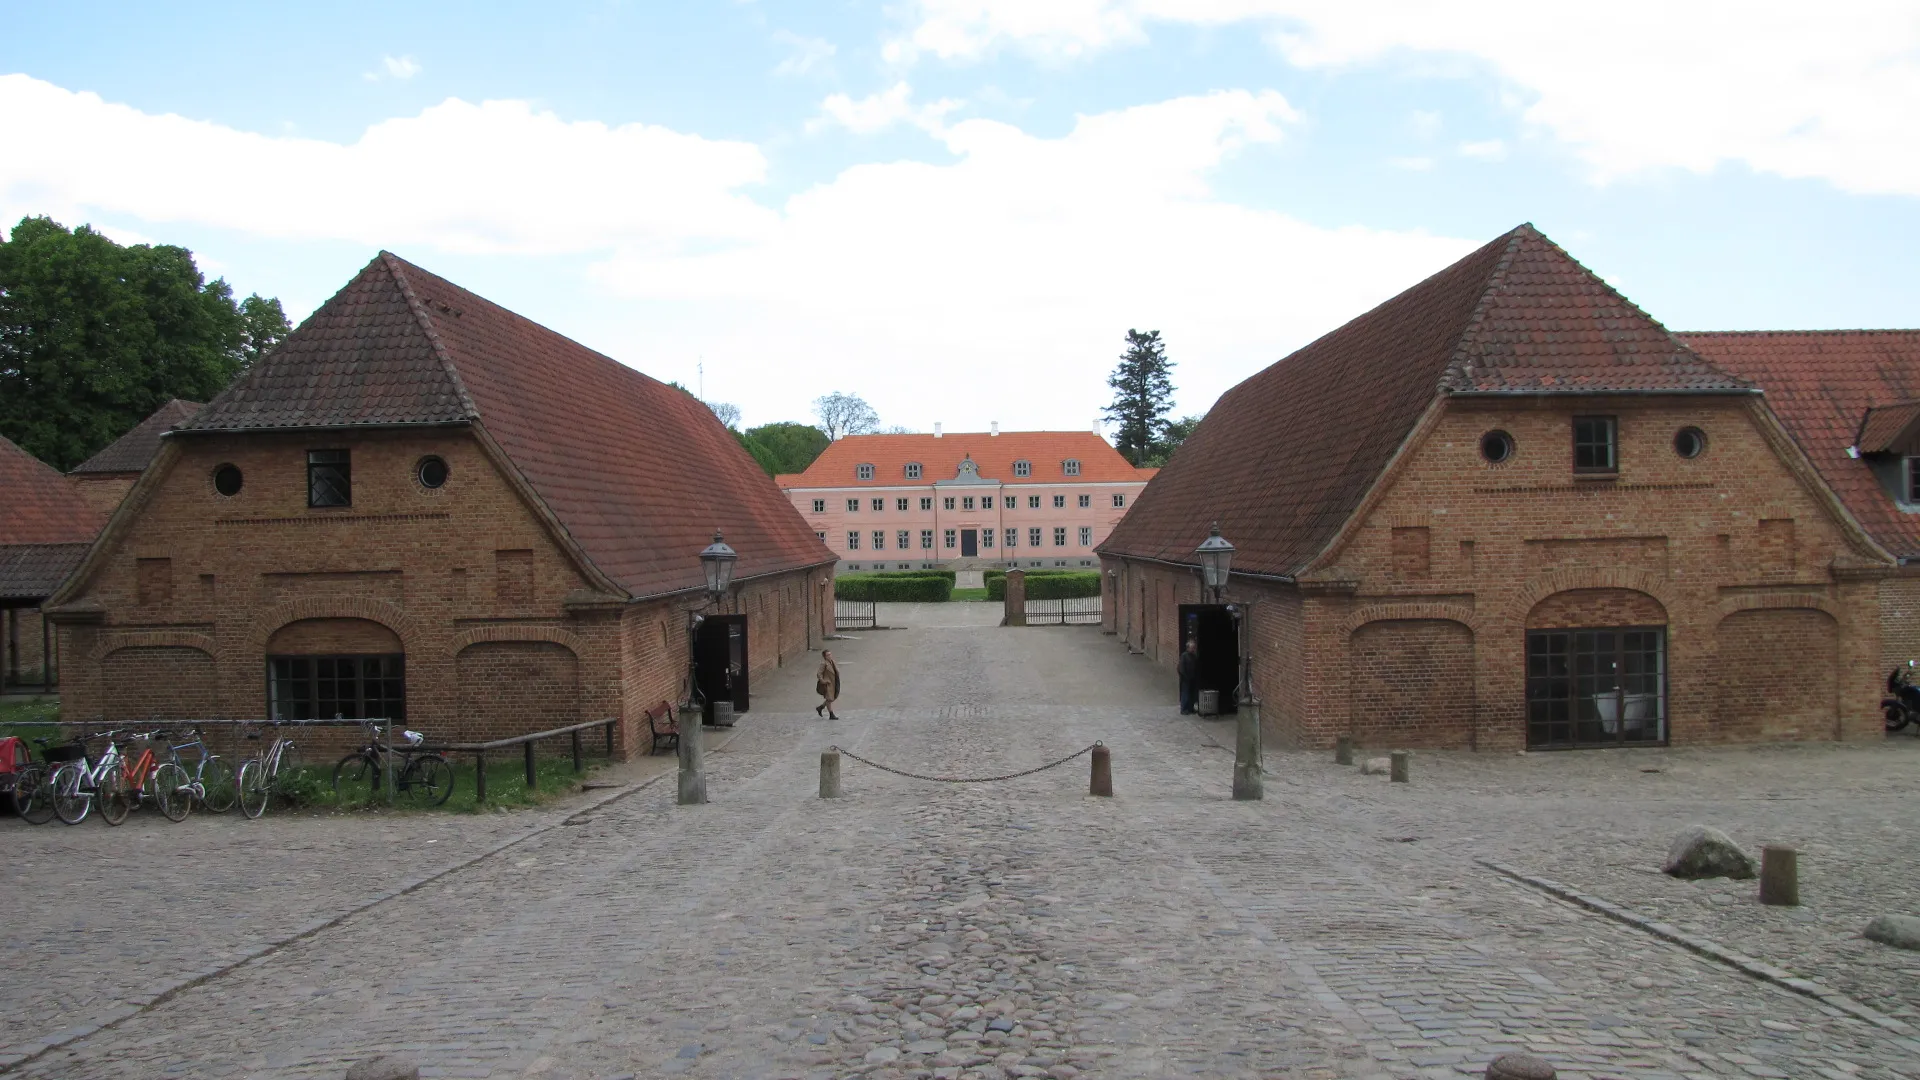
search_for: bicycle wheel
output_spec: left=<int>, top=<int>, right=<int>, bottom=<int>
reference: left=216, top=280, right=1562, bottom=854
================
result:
left=237, top=758, right=269, bottom=819
left=398, top=754, right=455, bottom=807
left=200, top=756, right=238, bottom=813
left=332, top=751, right=378, bottom=802
left=15, top=765, right=54, bottom=824
left=272, top=745, right=303, bottom=807
left=52, top=764, right=91, bottom=825
left=99, top=769, right=130, bottom=826
left=153, top=762, right=191, bottom=822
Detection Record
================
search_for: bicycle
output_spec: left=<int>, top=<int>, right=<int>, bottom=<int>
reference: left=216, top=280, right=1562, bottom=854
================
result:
left=164, top=726, right=238, bottom=813
left=97, top=729, right=192, bottom=825
left=7, top=738, right=55, bottom=825
left=332, top=721, right=454, bottom=807
left=48, top=729, right=121, bottom=825
left=236, top=724, right=301, bottom=819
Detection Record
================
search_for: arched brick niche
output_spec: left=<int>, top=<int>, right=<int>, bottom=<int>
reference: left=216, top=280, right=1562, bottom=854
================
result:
left=1526, top=588, right=1667, bottom=629
left=266, top=618, right=403, bottom=655
left=1346, top=619, right=1476, bottom=748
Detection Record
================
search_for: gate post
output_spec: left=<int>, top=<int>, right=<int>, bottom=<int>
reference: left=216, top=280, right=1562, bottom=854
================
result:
left=1004, top=569, right=1027, bottom=627
left=819, top=750, right=841, bottom=798
left=677, top=708, right=707, bottom=805
left=1232, top=702, right=1263, bottom=800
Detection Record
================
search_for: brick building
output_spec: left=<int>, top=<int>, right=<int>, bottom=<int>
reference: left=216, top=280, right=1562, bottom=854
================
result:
left=47, top=252, right=836, bottom=753
left=778, top=429, right=1155, bottom=572
left=1, top=434, right=106, bottom=688
left=68, top=398, right=203, bottom=515
left=1098, top=224, right=1893, bottom=751
left=1680, top=331, right=1920, bottom=678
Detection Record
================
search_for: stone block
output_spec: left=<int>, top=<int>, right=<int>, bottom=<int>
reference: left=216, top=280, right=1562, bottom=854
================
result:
left=1360, top=757, right=1392, bottom=775
left=345, top=1055, right=419, bottom=1080
left=1863, top=914, right=1920, bottom=950
left=1662, top=824, right=1756, bottom=880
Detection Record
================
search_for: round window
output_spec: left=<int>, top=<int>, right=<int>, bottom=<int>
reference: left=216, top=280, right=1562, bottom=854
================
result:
left=1479, top=430, right=1515, bottom=464
left=1674, top=427, right=1706, bottom=459
left=417, top=456, right=450, bottom=489
left=212, top=463, right=243, bottom=497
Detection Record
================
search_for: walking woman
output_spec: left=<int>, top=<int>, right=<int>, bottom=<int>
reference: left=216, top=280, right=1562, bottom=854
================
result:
left=815, top=650, right=841, bottom=719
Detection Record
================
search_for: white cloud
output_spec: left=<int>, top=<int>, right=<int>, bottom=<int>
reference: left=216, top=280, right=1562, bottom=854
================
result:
left=887, top=0, right=1920, bottom=198
left=0, top=74, right=775, bottom=255
left=364, top=54, right=421, bottom=82
left=772, top=32, right=836, bottom=77
left=1407, top=109, right=1441, bottom=141
left=0, top=75, right=1477, bottom=430
left=809, top=82, right=964, bottom=135
left=1457, top=138, right=1505, bottom=161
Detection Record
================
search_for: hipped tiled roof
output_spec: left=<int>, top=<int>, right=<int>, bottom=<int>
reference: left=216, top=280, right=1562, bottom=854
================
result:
left=0, top=544, right=91, bottom=603
left=1100, top=224, right=1749, bottom=577
left=781, top=431, right=1154, bottom=488
left=1681, top=330, right=1920, bottom=560
left=180, top=253, right=834, bottom=597
left=0, top=434, right=105, bottom=602
left=70, top=399, right=202, bottom=475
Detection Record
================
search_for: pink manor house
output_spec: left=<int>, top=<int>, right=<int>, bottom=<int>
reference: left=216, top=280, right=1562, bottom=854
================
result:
left=777, top=427, right=1157, bottom=572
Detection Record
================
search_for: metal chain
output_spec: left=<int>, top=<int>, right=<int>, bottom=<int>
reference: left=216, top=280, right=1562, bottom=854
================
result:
left=828, top=742, right=1101, bottom=784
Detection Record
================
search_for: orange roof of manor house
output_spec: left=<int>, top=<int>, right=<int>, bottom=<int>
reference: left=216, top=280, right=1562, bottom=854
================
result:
left=158, top=252, right=834, bottom=599
left=779, top=431, right=1157, bottom=488
left=0, top=433, right=107, bottom=601
left=1680, top=330, right=1920, bottom=560
left=1100, top=223, right=1755, bottom=578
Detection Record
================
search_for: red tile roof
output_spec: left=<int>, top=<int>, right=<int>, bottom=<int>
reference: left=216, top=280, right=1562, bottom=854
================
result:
left=1680, top=330, right=1920, bottom=559
left=780, top=431, right=1155, bottom=488
left=1100, top=224, right=1750, bottom=577
left=0, top=434, right=105, bottom=600
left=1855, top=401, right=1920, bottom=456
left=180, top=253, right=834, bottom=597
left=70, top=399, right=203, bottom=475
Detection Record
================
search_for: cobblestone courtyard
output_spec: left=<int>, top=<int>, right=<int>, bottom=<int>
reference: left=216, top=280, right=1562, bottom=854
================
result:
left=4, top=604, right=1919, bottom=1079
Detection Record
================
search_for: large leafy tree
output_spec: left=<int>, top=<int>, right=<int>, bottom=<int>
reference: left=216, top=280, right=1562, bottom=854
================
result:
left=0, top=216, right=287, bottom=470
left=1143, top=414, right=1204, bottom=467
left=742, top=421, right=830, bottom=475
left=812, top=390, right=880, bottom=440
left=1102, top=329, right=1175, bottom=465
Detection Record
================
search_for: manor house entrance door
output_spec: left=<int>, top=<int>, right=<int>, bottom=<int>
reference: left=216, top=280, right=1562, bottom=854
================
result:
left=961, top=529, right=978, bottom=557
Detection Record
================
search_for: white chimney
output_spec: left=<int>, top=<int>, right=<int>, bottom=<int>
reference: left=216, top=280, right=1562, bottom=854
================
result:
left=1092, top=419, right=1102, bottom=436
left=934, top=423, right=943, bottom=438
left=990, top=421, right=999, bottom=436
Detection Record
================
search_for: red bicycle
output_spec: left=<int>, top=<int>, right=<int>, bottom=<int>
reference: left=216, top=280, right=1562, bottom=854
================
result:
left=98, top=729, right=192, bottom=825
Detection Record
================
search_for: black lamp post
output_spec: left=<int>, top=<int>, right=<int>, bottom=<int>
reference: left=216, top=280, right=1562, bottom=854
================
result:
left=700, top=530, right=737, bottom=607
left=1195, top=521, right=1235, bottom=604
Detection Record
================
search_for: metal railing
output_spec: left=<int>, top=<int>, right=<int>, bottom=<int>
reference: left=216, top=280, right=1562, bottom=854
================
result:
left=418, top=717, right=619, bottom=803
left=835, top=598, right=877, bottom=630
left=1024, top=596, right=1103, bottom=625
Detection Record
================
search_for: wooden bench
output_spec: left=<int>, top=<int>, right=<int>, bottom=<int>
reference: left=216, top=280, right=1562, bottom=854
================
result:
left=645, top=700, right=678, bottom=755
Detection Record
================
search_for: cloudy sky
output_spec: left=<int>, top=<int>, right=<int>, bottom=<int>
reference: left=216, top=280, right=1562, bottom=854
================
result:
left=5, top=1, right=1917, bottom=433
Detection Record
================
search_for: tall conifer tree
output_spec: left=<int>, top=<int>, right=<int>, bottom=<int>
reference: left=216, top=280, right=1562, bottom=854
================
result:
left=1102, top=329, right=1174, bottom=465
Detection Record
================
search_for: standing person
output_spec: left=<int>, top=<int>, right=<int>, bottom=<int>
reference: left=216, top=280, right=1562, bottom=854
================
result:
left=815, top=650, right=841, bottom=719
left=1177, top=638, right=1199, bottom=714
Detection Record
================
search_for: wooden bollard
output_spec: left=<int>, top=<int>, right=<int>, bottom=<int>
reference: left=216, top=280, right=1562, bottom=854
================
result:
left=1389, top=750, right=1410, bottom=784
left=1089, top=744, right=1112, bottom=797
left=819, top=750, right=842, bottom=798
left=1335, top=735, right=1353, bottom=766
left=1759, top=844, right=1798, bottom=906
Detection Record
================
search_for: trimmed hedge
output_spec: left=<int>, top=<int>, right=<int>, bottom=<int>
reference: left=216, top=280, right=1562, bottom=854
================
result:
left=985, top=570, right=1103, bottom=601
left=834, top=573, right=954, bottom=602
left=871, top=569, right=956, bottom=584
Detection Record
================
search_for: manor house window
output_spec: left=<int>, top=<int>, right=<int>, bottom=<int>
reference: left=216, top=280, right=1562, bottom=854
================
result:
left=307, top=450, right=351, bottom=508
left=1013, top=460, right=1031, bottom=477
left=269, top=655, right=403, bottom=721
left=857, top=463, right=875, bottom=480
left=905, top=462, right=922, bottom=479
left=1574, top=416, right=1617, bottom=474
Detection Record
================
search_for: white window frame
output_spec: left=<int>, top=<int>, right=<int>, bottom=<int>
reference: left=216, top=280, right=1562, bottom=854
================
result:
left=1053, top=495, right=1066, bottom=508
left=897, top=530, right=911, bottom=548
left=1078, top=526, right=1092, bottom=546
left=983, top=529, right=995, bottom=547
left=871, top=498, right=884, bottom=511
left=920, top=529, right=934, bottom=549
left=1053, top=527, right=1067, bottom=547
left=944, top=497, right=956, bottom=510
left=1005, top=527, right=1018, bottom=547
left=920, top=497, right=933, bottom=511
left=857, top=463, right=875, bottom=480
left=872, top=530, right=886, bottom=550
left=846, top=498, right=859, bottom=512
left=905, top=462, right=922, bottom=479
left=1028, top=495, right=1040, bottom=509
left=1029, top=527, right=1042, bottom=546
left=812, top=499, right=825, bottom=513
left=897, top=498, right=909, bottom=511
left=1013, top=460, right=1031, bottom=477
left=1078, top=494, right=1091, bottom=508
left=944, top=529, right=957, bottom=549
left=847, top=531, right=860, bottom=550
left=1112, top=493, right=1125, bottom=508
left=1064, top=459, right=1081, bottom=476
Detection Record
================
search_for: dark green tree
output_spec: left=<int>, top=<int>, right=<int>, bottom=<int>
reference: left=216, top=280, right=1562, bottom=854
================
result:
left=1101, top=329, right=1175, bottom=465
left=1143, top=414, right=1203, bottom=466
left=741, top=421, right=830, bottom=475
left=0, top=216, right=276, bottom=470
left=238, top=293, right=291, bottom=370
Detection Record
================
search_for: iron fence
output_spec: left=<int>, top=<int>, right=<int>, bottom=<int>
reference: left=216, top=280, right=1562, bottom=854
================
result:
left=1024, top=597, right=1103, bottom=625
left=835, top=598, right=877, bottom=630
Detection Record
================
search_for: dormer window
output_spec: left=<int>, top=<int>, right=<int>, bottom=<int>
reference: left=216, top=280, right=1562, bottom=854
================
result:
left=1063, top=459, right=1081, bottom=476
left=857, top=463, right=874, bottom=480
left=905, top=462, right=922, bottom=479
left=1908, top=458, right=1920, bottom=504
left=1013, top=460, right=1031, bottom=477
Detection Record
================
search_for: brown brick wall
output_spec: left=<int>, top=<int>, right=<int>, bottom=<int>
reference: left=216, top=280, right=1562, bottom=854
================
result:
left=4, top=607, right=56, bottom=687
left=457, top=641, right=580, bottom=743
left=1347, top=619, right=1476, bottom=749
left=55, top=428, right=833, bottom=758
left=102, top=646, right=219, bottom=721
left=1110, top=395, right=1891, bottom=750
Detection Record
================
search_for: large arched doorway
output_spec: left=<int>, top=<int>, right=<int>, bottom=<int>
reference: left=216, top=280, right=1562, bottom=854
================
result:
left=1347, top=619, right=1476, bottom=748
left=265, top=618, right=406, bottom=721
left=1524, top=589, right=1667, bottom=749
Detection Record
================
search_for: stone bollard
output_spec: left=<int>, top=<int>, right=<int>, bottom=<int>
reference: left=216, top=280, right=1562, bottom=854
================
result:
left=346, top=1054, right=420, bottom=1080
left=819, top=750, right=842, bottom=799
left=1389, top=750, right=1410, bottom=784
left=1759, top=844, right=1799, bottom=906
left=1486, top=1053, right=1555, bottom=1080
left=1335, top=735, right=1353, bottom=766
left=677, top=710, right=707, bottom=805
left=1232, top=703, right=1263, bottom=801
left=1090, top=744, right=1112, bottom=797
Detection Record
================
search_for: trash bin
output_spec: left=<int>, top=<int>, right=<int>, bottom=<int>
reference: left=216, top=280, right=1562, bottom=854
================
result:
left=1197, top=690, right=1221, bottom=716
left=708, top=701, right=736, bottom=727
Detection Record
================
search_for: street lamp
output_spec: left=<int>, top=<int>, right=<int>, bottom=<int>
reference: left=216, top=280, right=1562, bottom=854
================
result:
left=1195, top=521, right=1235, bottom=604
left=700, top=530, right=737, bottom=604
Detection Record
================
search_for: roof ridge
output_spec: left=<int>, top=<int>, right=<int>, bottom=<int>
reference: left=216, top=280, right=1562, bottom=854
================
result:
left=1439, top=223, right=1533, bottom=391
left=1679, top=328, right=1920, bottom=337
left=379, top=252, right=482, bottom=421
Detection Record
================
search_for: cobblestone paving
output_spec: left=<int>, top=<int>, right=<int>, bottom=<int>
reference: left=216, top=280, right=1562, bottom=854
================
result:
left=5, top=621, right=1918, bottom=1079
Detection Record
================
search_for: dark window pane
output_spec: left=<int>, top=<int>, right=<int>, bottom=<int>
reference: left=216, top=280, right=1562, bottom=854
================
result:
left=1573, top=416, right=1616, bottom=472
left=308, top=450, right=351, bottom=507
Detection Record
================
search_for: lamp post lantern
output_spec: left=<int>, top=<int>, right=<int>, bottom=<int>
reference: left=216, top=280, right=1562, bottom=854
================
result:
left=682, top=531, right=735, bottom=807
left=1195, top=521, right=1235, bottom=604
left=700, top=530, right=737, bottom=603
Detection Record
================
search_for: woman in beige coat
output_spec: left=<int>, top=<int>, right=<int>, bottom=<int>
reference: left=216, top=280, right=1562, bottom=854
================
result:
left=815, top=650, right=840, bottom=719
